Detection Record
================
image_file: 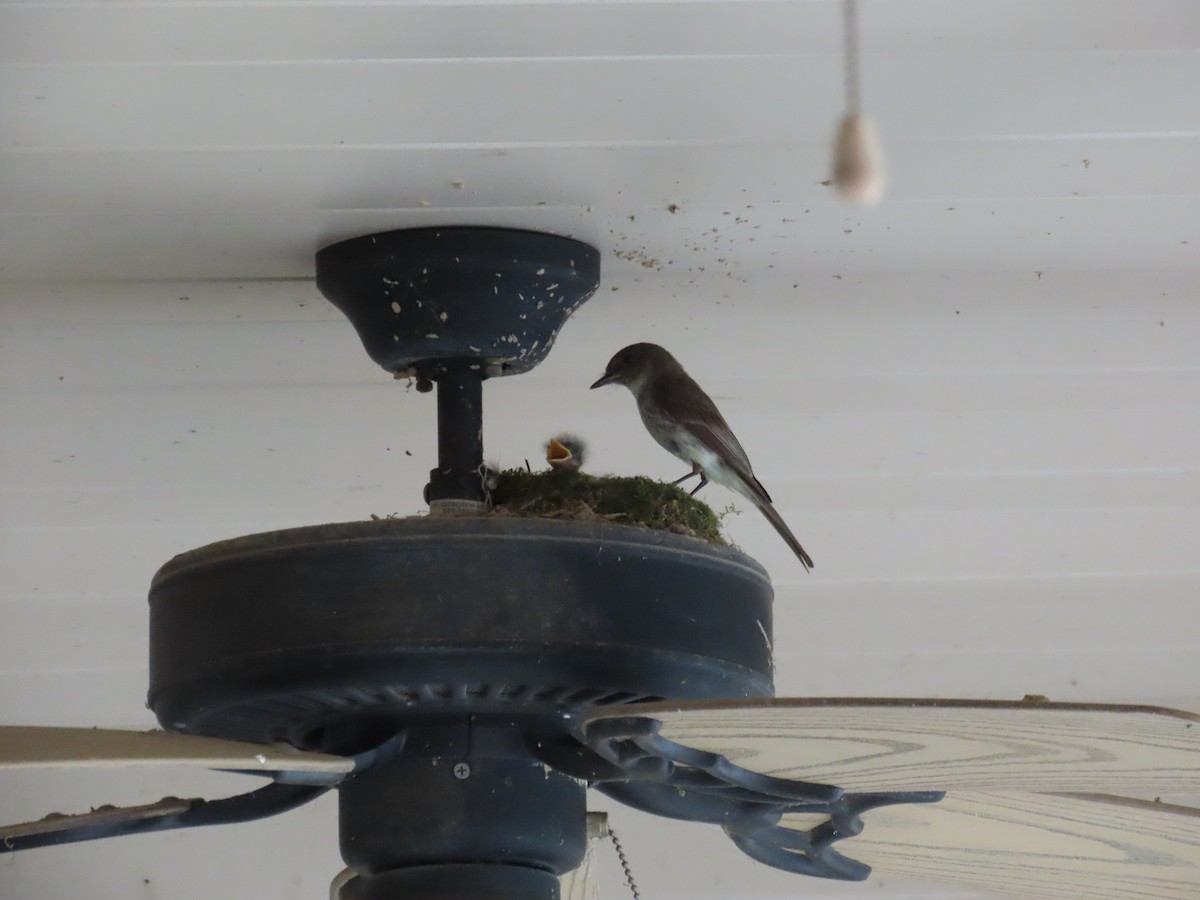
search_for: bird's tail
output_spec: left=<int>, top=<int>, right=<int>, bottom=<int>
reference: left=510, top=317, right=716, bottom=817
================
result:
left=755, top=501, right=814, bottom=571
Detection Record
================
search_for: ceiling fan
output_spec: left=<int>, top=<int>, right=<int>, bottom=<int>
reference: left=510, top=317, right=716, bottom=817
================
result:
left=3, top=227, right=1197, bottom=900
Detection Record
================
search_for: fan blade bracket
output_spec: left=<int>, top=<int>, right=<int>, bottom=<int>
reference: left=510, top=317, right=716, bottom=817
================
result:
left=212, top=766, right=347, bottom=786
left=0, top=798, right=196, bottom=843
left=580, top=713, right=948, bottom=882
left=722, top=789, right=946, bottom=881
left=581, top=714, right=840, bottom=803
left=0, top=782, right=330, bottom=853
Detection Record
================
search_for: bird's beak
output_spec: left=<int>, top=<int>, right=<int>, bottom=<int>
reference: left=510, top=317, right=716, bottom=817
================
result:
left=590, top=373, right=615, bottom=389
left=546, top=438, right=579, bottom=471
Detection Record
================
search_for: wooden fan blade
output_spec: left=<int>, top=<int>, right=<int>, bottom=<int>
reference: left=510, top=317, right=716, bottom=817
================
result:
left=561, top=812, right=608, bottom=900
left=584, top=698, right=1200, bottom=793
left=561, top=840, right=601, bottom=900
left=782, top=792, right=1200, bottom=899
left=0, top=726, right=353, bottom=779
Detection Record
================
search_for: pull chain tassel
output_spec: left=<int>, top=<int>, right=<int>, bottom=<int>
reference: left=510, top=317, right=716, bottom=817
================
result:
left=832, top=0, right=886, bottom=205
left=833, top=111, right=886, bottom=205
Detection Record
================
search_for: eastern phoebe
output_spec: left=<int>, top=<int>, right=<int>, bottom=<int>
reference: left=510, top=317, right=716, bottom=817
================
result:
left=591, top=343, right=813, bottom=570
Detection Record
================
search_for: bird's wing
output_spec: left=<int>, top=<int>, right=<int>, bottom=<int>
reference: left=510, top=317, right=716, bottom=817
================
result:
left=650, top=372, right=772, bottom=505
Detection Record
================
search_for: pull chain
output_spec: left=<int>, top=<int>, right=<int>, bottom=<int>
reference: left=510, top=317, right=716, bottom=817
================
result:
left=608, top=826, right=642, bottom=900
left=843, top=0, right=861, bottom=114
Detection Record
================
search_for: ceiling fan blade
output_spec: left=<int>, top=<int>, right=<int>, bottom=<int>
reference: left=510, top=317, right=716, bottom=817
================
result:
left=584, top=698, right=1200, bottom=793
left=560, top=837, right=600, bottom=900
left=781, top=792, right=1200, bottom=899
left=0, top=726, right=353, bottom=780
left=561, top=811, right=609, bottom=900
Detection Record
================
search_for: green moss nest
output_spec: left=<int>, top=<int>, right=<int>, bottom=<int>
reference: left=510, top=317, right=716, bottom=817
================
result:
left=489, top=468, right=728, bottom=546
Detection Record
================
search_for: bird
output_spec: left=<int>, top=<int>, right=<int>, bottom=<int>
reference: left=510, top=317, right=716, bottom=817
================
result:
left=591, top=343, right=813, bottom=570
left=545, top=434, right=587, bottom=472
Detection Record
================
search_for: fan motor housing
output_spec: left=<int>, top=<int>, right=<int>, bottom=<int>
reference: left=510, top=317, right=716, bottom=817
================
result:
left=315, top=226, right=601, bottom=379
left=147, top=517, right=774, bottom=750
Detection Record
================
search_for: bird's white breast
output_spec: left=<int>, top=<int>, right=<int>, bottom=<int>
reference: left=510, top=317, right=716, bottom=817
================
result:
left=639, top=406, right=721, bottom=472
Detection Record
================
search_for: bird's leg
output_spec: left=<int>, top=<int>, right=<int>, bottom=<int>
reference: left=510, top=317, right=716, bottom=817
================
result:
left=672, top=462, right=702, bottom=487
left=672, top=462, right=709, bottom=495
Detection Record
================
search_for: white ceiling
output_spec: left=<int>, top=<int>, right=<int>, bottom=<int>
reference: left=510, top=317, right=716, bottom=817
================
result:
left=3, top=0, right=1198, bottom=281
left=2, top=2, right=1200, bottom=899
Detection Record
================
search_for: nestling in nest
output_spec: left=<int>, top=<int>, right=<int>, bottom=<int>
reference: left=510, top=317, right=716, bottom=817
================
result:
left=545, top=434, right=587, bottom=472
left=486, top=434, right=727, bottom=545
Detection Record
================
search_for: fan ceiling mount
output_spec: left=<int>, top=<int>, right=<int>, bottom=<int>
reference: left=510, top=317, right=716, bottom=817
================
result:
left=3, top=227, right=1200, bottom=900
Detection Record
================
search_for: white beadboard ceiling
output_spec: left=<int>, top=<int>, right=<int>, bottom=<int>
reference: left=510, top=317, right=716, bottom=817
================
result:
left=2, top=1, right=1199, bottom=899
left=2, top=0, right=1199, bottom=280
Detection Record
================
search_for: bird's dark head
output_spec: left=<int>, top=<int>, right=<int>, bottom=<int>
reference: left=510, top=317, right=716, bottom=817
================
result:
left=590, top=343, right=679, bottom=391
